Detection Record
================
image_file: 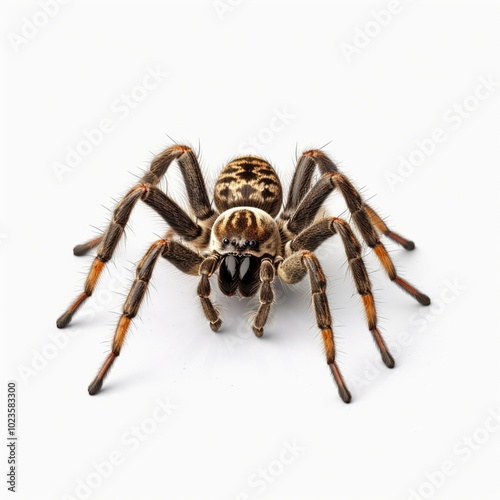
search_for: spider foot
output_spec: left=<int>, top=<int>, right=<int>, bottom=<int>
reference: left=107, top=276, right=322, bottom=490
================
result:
left=210, top=318, right=222, bottom=332
left=393, top=277, right=431, bottom=306
left=88, top=352, right=117, bottom=395
left=416, top=292, right=431, bottom=306
left=370, top=328, right=396, bottom=368
left=385, top=231, right=415, bottom=251
left=381, top=350, right=395, bottom=369
left=56, top=292, right=88, bottom=328
left=73, top=236, right=104, bottom=256
left=73, top=245, right=91, bottom=256
left=402, top=240, right=415, bottom=251
left=252, top=326, right=264, bottom=338
left=56, top=311, right=74, bottom=329
left=88, top=377, right=103, bottom=396
left=329, top=362, right=352, bottom=404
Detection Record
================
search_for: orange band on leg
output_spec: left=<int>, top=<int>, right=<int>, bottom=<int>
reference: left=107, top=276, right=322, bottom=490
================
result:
left=112, top=316, right=131, bottom=354
left=85, top=259, right=105, bottom=293
left=373, top=244, right=396, bottom=279
left=321, top=328, right=335, bottom=364
left=361, top=293, right=377, bottom=330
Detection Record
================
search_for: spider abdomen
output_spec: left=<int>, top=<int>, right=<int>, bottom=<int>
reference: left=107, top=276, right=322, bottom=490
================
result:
left=214, top=156, right=283, bottom=217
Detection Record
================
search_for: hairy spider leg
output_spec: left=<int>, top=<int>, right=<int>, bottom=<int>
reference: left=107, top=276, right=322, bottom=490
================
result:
left=282, top=149, right=416, bottom=251
left=288, top=217, right=395, bottom=368
left=88, top=238, right=205, bottom=395
left=278, top=251, right=352, bottom=404
left=57, top=145, right=216, bottom=328
left=283, top=150, right=430, bottom=306
left=197, top=254, right=223, bottom=332
left=252, top=258, right=276, bottom=337
left=73, top=235, right=104, bottom=256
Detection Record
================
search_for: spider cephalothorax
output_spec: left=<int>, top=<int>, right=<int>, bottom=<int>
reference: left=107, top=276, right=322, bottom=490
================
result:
left=211, top=207, right=281, bottom=258
left=211, top=206, right=281, bottom=298
left=57, top=144, right=430, bottom=403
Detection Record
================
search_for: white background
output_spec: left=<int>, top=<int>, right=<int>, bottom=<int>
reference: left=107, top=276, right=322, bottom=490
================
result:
left=2, top=1, right=500, bottom=499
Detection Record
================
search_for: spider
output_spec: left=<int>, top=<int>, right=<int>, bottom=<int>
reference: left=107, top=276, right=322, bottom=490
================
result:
left=57, top=144, right=430, bottom=403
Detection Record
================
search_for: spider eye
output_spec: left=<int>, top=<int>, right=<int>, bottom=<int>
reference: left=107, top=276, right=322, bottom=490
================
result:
left=222, top=238, right=229, bottom=245
left=231, top=239, right=237, bottom=246
left=248, top=240, right=256, bottom=248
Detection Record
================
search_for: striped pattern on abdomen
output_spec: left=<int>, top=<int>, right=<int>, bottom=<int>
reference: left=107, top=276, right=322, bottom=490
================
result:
left=214, top=156, right=283, bottom=217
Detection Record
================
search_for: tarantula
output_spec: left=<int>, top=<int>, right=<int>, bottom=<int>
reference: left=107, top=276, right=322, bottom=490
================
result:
left=57, top=144, right=430, bottom=403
